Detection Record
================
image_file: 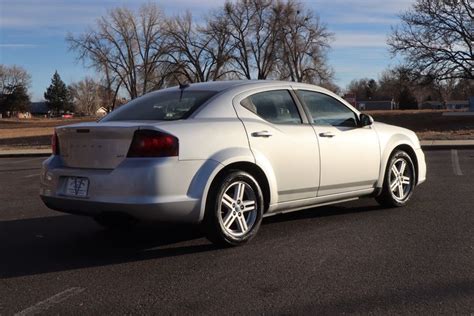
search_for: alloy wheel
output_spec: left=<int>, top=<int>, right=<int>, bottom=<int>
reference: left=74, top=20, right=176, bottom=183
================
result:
left=219, top=181, right=258, bottom=238
left=389, top=157, right=413, bottom=201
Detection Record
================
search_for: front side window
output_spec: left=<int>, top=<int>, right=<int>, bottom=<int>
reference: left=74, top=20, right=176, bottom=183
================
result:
left=296, top=90, right=358, bottom=127
left=103, top=90, right=218, bottom=121
left=240, top=90, right=302, bottom=124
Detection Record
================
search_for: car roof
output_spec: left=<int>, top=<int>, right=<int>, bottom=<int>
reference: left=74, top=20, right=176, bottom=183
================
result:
left=183, top=80, right=360, bottom=118
left=163, top=80, right=329, bottom=93
left=144, top=79, right=355, bottom=115
left=176, top=80, right=252, bottom=91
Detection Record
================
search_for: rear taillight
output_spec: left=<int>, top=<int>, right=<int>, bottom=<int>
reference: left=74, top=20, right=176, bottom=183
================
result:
left=51, top=131, right=60, bottom=155
left=127, top=130, right=179, bottom=158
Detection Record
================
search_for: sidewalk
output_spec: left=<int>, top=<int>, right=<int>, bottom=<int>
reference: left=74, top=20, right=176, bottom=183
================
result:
left=1, top=140, right=473, bottom=158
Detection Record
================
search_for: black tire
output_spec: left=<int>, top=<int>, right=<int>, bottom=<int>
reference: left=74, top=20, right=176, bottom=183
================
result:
left=376, top=150, right=416, bottom=208
left=203, top=170, right=264, bottom=247
left=93, top=213, right=137, bottom=231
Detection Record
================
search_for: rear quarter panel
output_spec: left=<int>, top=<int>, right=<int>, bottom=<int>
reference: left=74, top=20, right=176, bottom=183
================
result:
left=156, top=116, right=258, bottom=222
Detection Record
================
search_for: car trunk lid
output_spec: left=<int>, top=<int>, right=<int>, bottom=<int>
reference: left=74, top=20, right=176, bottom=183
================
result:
left=56, top=121, right=155, bottom=169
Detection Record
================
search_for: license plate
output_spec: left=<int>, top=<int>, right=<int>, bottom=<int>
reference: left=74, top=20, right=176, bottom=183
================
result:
left=65, top=177, right=89, bottom=197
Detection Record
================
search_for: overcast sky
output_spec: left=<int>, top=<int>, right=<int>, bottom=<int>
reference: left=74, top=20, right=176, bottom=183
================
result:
left=0, top=0, right=415, bottom=101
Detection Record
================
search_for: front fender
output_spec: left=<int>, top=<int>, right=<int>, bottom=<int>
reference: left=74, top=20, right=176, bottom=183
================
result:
left=376, top=134, right=418, bottom=188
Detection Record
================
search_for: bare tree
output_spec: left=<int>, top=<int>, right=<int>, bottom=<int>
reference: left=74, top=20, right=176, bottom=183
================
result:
left=99, top=60, right=122, bottom=111
left=69, top=77, right=103, bottom=116
left=378, top=67, right=418, bottom=109
left=248, top=0, right=281, bottom=79
left=221, top=0, right=252, bottom=79
left=0, top=64, right=31, bottom=95
left=451, top=77, right=474, bottom=100
left=164, top=12, right=232, bottom=83
left=347, top=78, right=379, bottom=99
left=213, top=0, right=334, bottom=83
left=202, top=12, right=234, bottom=81
left=67, top=3, right=169, bottom=100
left=277, top=1, right=333, bottom=84
left=67, top=0, right=336, bottom=96
left=222, top=0, right=281, bottom=79
left=0, top=65, right=32, bottom=115
left=388, top=0, right=473, bottom=81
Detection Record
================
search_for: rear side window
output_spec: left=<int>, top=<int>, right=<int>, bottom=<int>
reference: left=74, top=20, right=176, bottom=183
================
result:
left=103, top=90, right=218, bottom=121
left=240, top=90, right=302, bottom=124
left=296, top=90, right=358, bottom=127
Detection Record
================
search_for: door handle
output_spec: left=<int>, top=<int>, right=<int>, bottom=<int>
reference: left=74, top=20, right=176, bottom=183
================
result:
left=319, top=132, right=335, bottom=138
left=251, top=131, right=273, bottom=138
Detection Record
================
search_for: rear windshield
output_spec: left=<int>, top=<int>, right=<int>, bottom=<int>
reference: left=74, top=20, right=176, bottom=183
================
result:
left=103, top=90, right=218, bottom=121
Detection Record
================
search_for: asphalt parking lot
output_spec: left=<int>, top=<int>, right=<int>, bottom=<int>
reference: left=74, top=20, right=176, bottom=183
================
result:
left=0, top=150, right=473, bottom=314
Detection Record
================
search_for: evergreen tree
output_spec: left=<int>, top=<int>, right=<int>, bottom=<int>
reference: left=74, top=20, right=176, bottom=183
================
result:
left=44, top=71, right=73, bottom=114
left=366, top=79, right=378, bottom=100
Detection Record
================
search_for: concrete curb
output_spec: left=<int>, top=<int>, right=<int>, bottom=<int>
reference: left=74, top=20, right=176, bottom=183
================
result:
left=0, top=150, right=51, bottom=158
left=422, top=145, right=474, bottom=150
left=420, top=140, right=474, bottom=150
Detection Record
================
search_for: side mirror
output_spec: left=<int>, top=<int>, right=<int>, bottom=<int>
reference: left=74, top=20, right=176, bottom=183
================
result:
left=359, top=113, right=374, bottom=127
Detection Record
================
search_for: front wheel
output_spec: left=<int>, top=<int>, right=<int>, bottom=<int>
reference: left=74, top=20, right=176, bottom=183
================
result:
left=376, top=150, right=416, bottom=208
left=204, top=171, right=264, bottom=246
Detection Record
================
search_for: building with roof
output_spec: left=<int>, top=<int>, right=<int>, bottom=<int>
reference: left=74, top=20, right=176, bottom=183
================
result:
left=28, top=102, right=50, bottom=116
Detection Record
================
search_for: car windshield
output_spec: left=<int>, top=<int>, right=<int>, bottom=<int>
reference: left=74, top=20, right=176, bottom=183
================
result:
left=103, top=90, right=218, bottom=121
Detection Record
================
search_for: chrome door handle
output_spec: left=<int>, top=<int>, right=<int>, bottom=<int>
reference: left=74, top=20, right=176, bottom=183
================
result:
left=319, top=132, right=335, bottom=138
left=251, top=131, right=273, bottom=138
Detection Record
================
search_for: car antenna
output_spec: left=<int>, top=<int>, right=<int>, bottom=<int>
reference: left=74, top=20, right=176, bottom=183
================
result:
left=179, top=82, right=190, bottom=89
left=178, top=81, right=190, bottom=101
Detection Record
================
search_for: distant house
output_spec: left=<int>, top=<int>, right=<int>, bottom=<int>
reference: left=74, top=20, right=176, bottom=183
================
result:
left=1, top=110, right=32, bottom=119
left=357, top=100, right=394, bottom=111
left=96, top=106, right=108, bottom=117
left=421, top=100, right=469, bottom=110
left=446, top=100, right=469, bottom=110
left=29, top=102, right=50, bottom=116
left=16, top=112, right=31, bottom=119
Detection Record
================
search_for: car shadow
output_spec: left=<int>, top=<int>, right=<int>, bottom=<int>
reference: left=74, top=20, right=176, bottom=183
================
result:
left=0, top=215, right=216, bottom=279
left=263, top=203, right=385, bottom=225
left=0, top=201, right=386, bottom=279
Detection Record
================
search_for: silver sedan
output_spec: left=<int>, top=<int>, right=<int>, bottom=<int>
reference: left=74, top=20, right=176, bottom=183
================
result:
left=40, top=80, right=426, bottom=246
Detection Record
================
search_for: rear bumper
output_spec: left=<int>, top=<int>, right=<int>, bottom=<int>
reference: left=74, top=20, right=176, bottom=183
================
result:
left=40, top=155, right=220, bottom=223
left=40, top=195, right=198, bottom=222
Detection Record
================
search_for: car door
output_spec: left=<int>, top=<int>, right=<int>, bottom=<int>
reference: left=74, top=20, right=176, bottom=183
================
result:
left=233, top=87, right=320, bottom=203
left=294, top=89, right=380, bottom=196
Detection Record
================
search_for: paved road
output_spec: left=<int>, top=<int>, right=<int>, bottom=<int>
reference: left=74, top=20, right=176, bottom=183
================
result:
left=0, top=151, right=473, bottom=315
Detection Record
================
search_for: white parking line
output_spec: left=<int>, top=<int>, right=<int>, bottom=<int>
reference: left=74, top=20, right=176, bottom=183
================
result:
left=24, top=173, right=41, bottom=178
left=451, top=149, right=463, bottom=176
left=14, top=287, right=85, bottom=316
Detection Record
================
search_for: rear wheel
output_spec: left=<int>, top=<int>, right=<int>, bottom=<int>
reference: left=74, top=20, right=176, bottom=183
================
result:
left=204, top=171, right=264, bottom=246
left=376, top=150, right=415, bottom=208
